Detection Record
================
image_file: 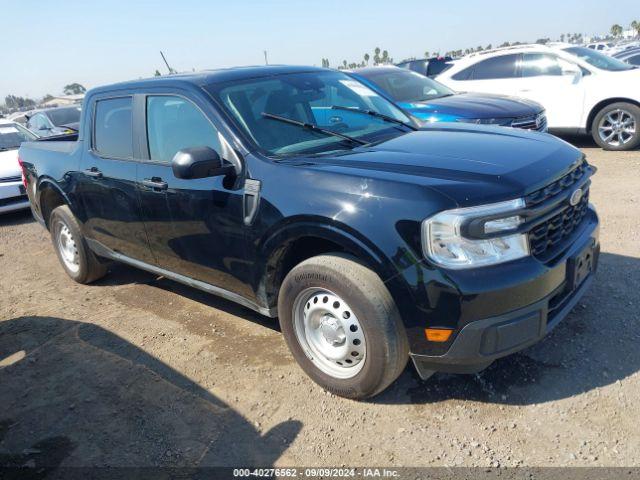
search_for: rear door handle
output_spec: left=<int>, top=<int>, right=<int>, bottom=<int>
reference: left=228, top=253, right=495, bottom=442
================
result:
left=85, top=167, right=103, bottom=178
left=141, top=178, right=168, bottom=191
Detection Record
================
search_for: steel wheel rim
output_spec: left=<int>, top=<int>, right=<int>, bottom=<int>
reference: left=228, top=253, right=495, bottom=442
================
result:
left=598, top=109, right=636, bottom=147
left=56, top=221, right=80, bottom=273
left=293, top=288, right=366, bottom=379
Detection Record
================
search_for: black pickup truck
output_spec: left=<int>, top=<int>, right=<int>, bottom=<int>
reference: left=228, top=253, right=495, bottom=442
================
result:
left=19, top=66, right=599, bottom=399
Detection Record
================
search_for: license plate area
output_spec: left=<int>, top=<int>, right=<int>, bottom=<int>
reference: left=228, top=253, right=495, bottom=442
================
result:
left=567, top=241, right=594, bottom=291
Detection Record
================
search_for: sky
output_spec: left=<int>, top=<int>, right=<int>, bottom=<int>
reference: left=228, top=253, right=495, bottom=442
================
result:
left=2, top=0, right=639, bottom=100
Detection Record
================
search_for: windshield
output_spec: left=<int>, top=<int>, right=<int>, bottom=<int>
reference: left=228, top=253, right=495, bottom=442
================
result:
left=0, top=123, right=37, bottom=151
left=359, top=69, right=455, bottom=103
left=564, top=47, right=634, bottom=71
left=46, top=107, right=81, bottom=126
left=208, top=71, right=414, bottom=156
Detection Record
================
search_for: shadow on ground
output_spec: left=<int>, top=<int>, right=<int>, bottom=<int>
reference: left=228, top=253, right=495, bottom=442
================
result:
left=0, top=316, right=301, bottom=470
left=0, top=209, right=33, bottom=227
left=374, top=252, right=640, bottom=406
left=87, top=245, right=640, bottom=409
left=94, top=263, right=278, bottom=333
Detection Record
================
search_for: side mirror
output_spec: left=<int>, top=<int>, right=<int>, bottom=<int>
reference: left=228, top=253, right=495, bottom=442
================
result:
left=562, top=66, right=582, bottom=83
left=171, top=146, right=235, bottom=180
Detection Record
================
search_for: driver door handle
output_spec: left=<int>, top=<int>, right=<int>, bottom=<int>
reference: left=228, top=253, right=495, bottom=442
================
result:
left=141, top=177, right=168, bottom=191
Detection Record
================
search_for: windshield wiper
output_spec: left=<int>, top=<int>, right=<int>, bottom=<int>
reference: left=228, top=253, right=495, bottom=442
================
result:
left=330, top=105, right=418, bottom=131
left=261, top=112, right=368, bottom=146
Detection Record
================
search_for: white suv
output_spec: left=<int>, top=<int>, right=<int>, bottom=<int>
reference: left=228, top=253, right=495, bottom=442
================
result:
left=436, top=44, right=640, bottom=150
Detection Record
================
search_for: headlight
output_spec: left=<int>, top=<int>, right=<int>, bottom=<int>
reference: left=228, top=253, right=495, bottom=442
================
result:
left=456, top=117, right=512, bottom=126
left=422, top=199, right=529, bottom=269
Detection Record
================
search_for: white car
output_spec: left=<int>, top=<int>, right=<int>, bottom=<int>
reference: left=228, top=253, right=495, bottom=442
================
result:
left=586, top=42, right=614, bottom=53
left=436, top=44, right=640, bottom=150
left=0, top=121, right=37, bottom=214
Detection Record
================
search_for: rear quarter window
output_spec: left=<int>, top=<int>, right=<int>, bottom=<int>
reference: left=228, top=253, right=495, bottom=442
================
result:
left=93, top=97, right=133, bottom=159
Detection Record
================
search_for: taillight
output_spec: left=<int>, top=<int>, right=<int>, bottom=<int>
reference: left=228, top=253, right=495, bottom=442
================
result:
left=18, top=155, right=27, bottom=189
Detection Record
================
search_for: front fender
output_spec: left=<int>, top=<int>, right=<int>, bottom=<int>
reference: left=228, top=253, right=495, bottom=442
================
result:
left=253, top=216, right=420, bottom=327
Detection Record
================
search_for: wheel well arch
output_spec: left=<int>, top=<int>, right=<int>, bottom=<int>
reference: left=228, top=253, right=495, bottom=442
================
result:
left=257, top=228, right=391, bottom=312
left=586, top=98, right=640, bottom=132
left=38, top=182, right=68, bottom=229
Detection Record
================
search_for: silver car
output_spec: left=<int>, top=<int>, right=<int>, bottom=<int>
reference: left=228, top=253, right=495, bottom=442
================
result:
left=0, top=121, right=37, bottom=214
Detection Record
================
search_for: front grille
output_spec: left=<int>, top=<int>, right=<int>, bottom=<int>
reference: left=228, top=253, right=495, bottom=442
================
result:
left=511, top=113, right=547, bottom=132
left=525, top=160, right=588, bottom=206
left=529, top=189, right=590, bottom=257
left=0, top=175, right=21, bottom=184
left=525, top=159, right=592, bottom=260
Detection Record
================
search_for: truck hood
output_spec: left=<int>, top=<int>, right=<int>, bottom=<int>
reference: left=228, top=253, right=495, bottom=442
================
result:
left=0, top=148, right=21, bottom=179
left=400, top=93, right=542, bottom=119
left=292, top=125, right=583, bottom=206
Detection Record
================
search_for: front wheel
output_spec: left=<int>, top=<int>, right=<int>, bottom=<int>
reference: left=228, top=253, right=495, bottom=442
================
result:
left=592, top=102, right=640, bottom=151
left=278, top=254, right=409, bottom=399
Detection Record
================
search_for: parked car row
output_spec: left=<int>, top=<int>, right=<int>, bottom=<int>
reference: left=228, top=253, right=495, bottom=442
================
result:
left=348, top=66, right=547, bottom=131
left=434, top=43, right=640, bottom=150
left=18, top=65, right=599, bottom=398
left=614, top=46, right=640, bottom=66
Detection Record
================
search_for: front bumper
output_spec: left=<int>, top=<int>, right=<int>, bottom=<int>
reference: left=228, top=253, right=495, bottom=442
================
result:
left=0, top=182, right=29, bottom=214
left=411, top=263, right=596, bottom=377
left=401, top=206, right=599, bottom=377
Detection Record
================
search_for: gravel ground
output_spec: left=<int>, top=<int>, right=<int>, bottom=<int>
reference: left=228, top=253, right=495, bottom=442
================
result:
left=0, top=140, right=639, bottom=472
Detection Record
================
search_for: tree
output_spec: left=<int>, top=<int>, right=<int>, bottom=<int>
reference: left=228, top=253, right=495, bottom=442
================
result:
left=610, top=24, right=623, bottom=38
left=424, top=51, right=430, bottom=59
left=4, top=95, right=36, bottom=109
left=63, top=83, right=86, bottom=95
left=364, top=53, right=370, bottom=65
left=381, top=50, right=390, bottom=64
left=373, top=47, right=381, bottom=64
left=41, top=94, right=54, bottom=104
left=154, top=70, right=162, bottom=77
left=560, top=34, right=565, bottom=42
left=631, top=20, right=640, bottom=37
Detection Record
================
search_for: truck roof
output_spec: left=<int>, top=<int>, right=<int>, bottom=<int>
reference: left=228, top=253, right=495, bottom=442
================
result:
left=89, top=65, right=327, bottom=95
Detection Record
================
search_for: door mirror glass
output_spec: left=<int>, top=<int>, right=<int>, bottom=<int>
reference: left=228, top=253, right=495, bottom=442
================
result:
left=172, top=146, right=232, bottom=179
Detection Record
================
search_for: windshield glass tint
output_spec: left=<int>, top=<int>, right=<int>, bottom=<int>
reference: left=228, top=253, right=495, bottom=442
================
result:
left=0, top=123, right=37, bottom=150
left=46, top=107, right=81, bottom=126
left=360, top=69, right=454, bottom=103
left=564, top=47, right=634, bottom=71
left=209, top=71, right=412, bottom=155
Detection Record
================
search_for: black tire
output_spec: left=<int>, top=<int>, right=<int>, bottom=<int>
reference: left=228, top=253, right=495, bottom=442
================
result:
left=278, top=253, right=409, bottom=399
left=591, top=102, right=640, bottom=151
left=49, top=205, right=109, bottom=284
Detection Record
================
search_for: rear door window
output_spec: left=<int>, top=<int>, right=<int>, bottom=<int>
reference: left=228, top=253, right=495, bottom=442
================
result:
left=471, top=54, right=520, bottom=80
left=454, top=54, right=520, bottom=80
left=93, top=97, right=133, bottom=159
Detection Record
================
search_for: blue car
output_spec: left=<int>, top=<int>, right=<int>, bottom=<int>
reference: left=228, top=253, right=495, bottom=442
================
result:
left=348, top=66, right=547, bottom=132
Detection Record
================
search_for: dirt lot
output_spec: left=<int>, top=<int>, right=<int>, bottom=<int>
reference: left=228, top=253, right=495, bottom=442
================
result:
left=1, top=140, right=639, bottom=471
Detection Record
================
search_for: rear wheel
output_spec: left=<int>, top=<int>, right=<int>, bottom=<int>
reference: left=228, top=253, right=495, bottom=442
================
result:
left=50, top=205, right=109, bottom=284
left=592, top=102, right=640, bottom=151
left=278, top=254, right=409, bottom=399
